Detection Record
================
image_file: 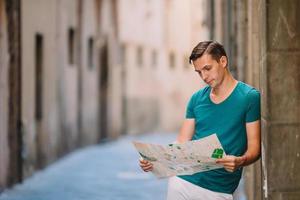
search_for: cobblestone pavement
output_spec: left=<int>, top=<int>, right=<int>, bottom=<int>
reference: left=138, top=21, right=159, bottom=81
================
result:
left=0, top=132, right=246, bottom=200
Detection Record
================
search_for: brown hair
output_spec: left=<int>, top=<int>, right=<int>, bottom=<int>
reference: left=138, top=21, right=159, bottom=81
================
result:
left=189, top=41, right=227, bottom=64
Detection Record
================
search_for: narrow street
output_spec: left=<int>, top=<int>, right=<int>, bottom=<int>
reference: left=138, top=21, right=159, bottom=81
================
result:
left=1, top=1, right=299, bottom=199
left=0, top=133, right=176, bottom=200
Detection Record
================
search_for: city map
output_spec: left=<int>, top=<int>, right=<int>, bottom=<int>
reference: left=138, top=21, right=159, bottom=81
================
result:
left=133, top=134, right=226, bottom=178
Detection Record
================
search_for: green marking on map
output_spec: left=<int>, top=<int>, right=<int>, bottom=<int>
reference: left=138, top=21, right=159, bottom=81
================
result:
left=211, top=148, right=224, bottom=159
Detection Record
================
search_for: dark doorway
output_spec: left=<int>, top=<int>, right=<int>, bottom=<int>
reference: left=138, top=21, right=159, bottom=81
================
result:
left=35, top=33, right=44, bottom=169
left=98, top=42, right=109, bottom=140
left=68, top=28, right=75, bottom=65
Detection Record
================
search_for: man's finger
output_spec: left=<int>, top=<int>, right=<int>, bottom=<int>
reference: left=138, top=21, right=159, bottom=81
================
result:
left=216, top=156, right=236, bottom=163
left=139, top=161, right=153, bottom=167
left=216, top=158, right=232, bottom=163
left=139, top=157, right=152, bottom=164
left=141, top=164, right=153, bottom=172
left=139, top=160, right=152, bottom=166
left=140, top=163, right=153, bottom=168
left=142, top=165, right=153, bottom=171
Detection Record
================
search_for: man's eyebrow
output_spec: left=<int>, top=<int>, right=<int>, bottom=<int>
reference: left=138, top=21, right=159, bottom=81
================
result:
left=202, top=65, right=211, bottom=68
left=195, top=65, right=211, bottom=72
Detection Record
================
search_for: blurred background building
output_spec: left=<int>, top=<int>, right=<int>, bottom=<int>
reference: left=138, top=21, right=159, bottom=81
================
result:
left=0, top=0, right=299, bottom=199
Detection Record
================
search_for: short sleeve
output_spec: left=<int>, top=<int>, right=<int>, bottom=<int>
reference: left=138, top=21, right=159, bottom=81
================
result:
left=246, top=89, right=261, bottom=122
left=185, top=94, right=195, bottom=119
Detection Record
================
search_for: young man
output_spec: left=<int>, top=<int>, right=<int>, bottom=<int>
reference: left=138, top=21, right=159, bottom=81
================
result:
left=140, top=41, right=261, bottom=200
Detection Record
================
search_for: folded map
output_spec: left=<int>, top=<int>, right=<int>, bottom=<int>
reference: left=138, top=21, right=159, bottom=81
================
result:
left=133, top=134, right=225, bottom=178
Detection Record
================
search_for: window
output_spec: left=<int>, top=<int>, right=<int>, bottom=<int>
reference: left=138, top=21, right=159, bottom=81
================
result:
left=88, top=37, right=94, bottom=69
left=120, top=44, right=126, bottom=65
left=152, top=50, right=157, bottom=67
left=68, top=28, right=75, bottom=65
left=35, top=33, right=43, bottom=120
left=137, top=46, right=143, bottom=67
left=169, top=52, right=175, bottom=69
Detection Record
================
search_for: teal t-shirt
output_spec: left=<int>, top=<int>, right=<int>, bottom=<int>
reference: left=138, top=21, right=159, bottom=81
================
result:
left=179, top=81, right=261, bottom=194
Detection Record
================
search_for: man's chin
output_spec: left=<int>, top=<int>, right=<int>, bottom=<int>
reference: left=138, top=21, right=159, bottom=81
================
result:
left=209, top=82, right=219, bottom=89
left=207, top=81, right=214, bottom=87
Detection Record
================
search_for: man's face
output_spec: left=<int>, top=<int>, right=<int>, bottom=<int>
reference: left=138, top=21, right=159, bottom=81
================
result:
left=192, top=54, right=227, bottom=88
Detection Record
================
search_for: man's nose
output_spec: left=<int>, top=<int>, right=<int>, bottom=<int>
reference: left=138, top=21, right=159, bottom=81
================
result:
left=202, top=72, right=208, bottom=81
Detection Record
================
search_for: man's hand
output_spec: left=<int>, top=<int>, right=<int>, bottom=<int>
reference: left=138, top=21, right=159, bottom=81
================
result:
left=217, top=120, right=261, bottom=173
left=216, top=155, right=247, bottom=173
left=139, top=158, right=153, bottom=172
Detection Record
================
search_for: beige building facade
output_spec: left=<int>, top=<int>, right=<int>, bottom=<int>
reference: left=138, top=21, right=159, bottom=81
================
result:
left=0, top=0, right=122, bottom=190
left=118, top=0, right=209, bottom=134
left=20, top=0, right=122, bottom=174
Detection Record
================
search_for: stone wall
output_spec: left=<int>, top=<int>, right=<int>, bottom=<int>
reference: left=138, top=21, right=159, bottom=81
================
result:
left=261, top=0, right=300, bottom=199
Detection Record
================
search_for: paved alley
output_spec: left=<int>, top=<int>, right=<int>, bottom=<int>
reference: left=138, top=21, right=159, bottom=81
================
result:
left=0, top=133, right=176, bottom=200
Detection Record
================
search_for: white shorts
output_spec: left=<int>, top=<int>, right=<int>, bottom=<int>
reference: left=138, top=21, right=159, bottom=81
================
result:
left=166, top=176, right=233, bottom=200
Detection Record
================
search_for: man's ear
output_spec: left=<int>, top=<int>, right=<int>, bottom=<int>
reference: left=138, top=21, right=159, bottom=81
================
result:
left=220, top=56, right=227, bottom=68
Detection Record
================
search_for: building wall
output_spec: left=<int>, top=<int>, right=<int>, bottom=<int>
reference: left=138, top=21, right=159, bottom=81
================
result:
left=0, top=0, right=9, bottom=189
left=55, top=0, right=79, bottom=154
left=97, top=0, right=123, bottom=139
left=78, top=0, right=100, bottom=145
left=21, top=0, right=60, bottom=173
left=118, top=0, right=164, bottom=134
left=0, top=0, right=119, bottom=191
left=235, top=1, right=300, bottom=199
left=19, top=0, right=122, bottom=178
left=118, top=0, right=208, bottom=134
left=161, top=0, right=207, bottom=132
left=1, top=0, right=22, bottom=188
left=261, top=0, right=300, bottom=199
left=243, top=1, right=264, bottom=200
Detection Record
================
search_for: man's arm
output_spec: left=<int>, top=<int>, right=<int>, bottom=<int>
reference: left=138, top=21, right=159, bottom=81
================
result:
left=216, top=120, right=261, bottom=172
left=176, top=118, right=195, bottom=143
left=242, top=120, right=261, bottom=165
